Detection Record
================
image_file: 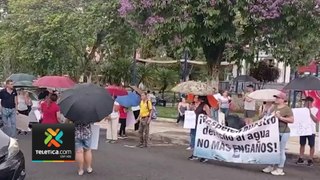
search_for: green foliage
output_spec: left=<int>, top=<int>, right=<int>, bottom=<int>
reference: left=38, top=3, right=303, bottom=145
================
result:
left=101, top=58, right=132, bottom=85
left=254, top=0, right=320, bottom=67
left=155, top=67, right=179, bottom=92
left=121, top=0, right=320, bottom=81
left=0, top=0, right=137, bottom=81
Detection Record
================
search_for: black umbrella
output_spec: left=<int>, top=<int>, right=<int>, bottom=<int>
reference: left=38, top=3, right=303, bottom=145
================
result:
left=7, top=73, right=36, bottom=82
left=283, top=76, right=320, bottom=91
left=233, top=75, right=259, bottom=83
left=58, top=83, right=114, bottom=124
left=13, top=81, right=34, bottom=87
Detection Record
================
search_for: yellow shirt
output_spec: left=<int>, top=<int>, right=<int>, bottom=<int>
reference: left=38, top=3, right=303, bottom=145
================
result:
left=140, top=100, right=152, bottom=117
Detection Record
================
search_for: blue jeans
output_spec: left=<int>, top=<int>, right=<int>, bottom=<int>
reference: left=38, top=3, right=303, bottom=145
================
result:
left=75, top=137, right=92, bottom=151
left=190, top=129, right=196, bottom=148
left=211, top=108, right=219, bottom=121
left=220, top=108, right=229, bottom=117
left=279, top=133, right=290, bottom=168
left=1, top=108, right=17, bottom=137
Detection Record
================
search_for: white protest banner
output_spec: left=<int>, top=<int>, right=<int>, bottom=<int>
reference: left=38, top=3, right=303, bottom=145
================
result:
left=289, top=108, right=313, bottom=136
left=183, top=111, right=196, bottom=129
left=90, top=124, right=100, bottom=150
left=194, top=115, right=280, bottom=164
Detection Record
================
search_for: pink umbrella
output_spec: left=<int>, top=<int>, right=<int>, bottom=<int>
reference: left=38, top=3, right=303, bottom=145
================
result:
left=105, top=85, right=128, bottom=96
left=33, top=76, right=76, bottom=89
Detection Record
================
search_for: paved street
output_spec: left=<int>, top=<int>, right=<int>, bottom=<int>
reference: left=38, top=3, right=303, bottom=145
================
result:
left=18, top=131, right=319, bottom=180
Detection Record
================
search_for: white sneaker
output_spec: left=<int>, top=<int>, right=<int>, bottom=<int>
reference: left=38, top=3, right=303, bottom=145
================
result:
left=186, top=147, right=192, bottom=150
left=262, top=166, right=274, bottom=173
left=271, top=168, right=285, bottom=176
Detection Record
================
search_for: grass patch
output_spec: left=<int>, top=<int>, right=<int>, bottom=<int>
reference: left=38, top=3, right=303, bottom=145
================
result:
left=156, top=106, right=178, bottom=119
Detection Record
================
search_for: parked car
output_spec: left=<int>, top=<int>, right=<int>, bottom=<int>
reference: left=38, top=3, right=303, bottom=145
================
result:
left=0, top=129, right=26, bottom=179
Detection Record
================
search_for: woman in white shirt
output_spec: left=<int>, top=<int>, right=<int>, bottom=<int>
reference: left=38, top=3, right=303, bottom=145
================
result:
left=219, top=90, right=231, bottom=117
left=106, top=99, right=120, bottom=143
left=17, top=89, right=32, bottom=116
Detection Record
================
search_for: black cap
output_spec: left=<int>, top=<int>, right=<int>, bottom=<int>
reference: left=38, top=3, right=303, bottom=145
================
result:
left=247, top=84, right=254, bottom=88
left=302, top=96, right=314, bottom=102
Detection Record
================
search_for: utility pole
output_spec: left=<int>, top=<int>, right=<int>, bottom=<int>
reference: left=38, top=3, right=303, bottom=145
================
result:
left=131, top=49, right=137, bottom=86
left=183, top=49, right=188, bottom=82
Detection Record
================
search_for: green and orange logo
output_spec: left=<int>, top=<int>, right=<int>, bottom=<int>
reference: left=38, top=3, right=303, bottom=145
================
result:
left=44, top=128, right=63, bottom=148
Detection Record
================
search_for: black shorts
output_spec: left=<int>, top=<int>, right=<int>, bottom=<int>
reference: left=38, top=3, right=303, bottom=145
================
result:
left=300, top=134, right=316, bottom=148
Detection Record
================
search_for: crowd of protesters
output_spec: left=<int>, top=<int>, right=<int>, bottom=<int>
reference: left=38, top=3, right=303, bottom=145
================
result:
left=0, top=79, right=318, bottom=176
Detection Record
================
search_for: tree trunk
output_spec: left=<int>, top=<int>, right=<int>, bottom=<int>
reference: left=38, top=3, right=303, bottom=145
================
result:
left=209, top=65, right=220, bottom=90
left=202, top=42, right=226, bottom=90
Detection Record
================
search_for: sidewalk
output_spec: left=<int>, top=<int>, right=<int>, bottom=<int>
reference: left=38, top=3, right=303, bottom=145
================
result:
left=95, top=118, right=320, bottom=160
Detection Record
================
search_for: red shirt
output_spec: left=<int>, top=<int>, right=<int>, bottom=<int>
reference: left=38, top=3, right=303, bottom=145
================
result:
left=41, top=102, right=60, bottom=124
left=119, top=106, right=127, bottom=119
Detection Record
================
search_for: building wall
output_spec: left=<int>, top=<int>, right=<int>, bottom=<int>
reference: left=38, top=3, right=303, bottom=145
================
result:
left=232, top=51, right=291, bottom=83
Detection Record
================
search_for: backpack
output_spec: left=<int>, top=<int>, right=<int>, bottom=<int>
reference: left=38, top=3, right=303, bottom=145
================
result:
left=147, top=101, right=157, bottom=120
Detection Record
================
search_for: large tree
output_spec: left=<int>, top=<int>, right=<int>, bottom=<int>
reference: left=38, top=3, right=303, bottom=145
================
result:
left=0, top=0, right=137, bottom=81
left=119, top=0, right=320, bottom=86
left=249, top=0, right=320, bottom=67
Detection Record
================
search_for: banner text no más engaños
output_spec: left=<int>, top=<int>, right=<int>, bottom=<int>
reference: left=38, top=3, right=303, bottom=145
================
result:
left=194, top=115, right=280, bottom=164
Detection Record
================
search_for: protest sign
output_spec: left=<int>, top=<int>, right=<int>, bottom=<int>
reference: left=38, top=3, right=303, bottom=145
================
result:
left=194, top=115, right=280, bottom=164
left=318, top=131, right=320, bottom=153
left=90, top=124, right=100, bottom=150
left=126, top=110, right=136, bottom=126
left=33, top=110, right=41, bottom=122
left=289, top=108, right=313, bottom=136
left=16, top=114, right=30, bottom=131
left=183, top=111, right=196, bottom=129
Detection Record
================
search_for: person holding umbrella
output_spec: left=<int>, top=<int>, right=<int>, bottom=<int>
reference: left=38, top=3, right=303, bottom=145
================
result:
left=75, top=123, right=93, bottom=176
left=118, top=105, right=128, bottom=139
left=188, top=95, right=211, bottom=163
left=58, top=83, right=114, bottom=176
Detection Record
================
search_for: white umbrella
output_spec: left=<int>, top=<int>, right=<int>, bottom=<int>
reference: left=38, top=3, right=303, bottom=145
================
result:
left=172, top=81, right=214, bottom=96
left=247, top=89, right=282, bottom=102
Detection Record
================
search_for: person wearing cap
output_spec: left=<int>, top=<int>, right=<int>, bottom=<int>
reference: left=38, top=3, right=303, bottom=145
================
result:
left=296, top=96, right=318, bottom=166
left=243, top=85, right=256, bottom=124
left=262, top=92, right=294, bottom=176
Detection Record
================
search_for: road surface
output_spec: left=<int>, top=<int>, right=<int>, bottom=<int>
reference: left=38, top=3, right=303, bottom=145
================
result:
left=18, top=132, right=319, bottom=180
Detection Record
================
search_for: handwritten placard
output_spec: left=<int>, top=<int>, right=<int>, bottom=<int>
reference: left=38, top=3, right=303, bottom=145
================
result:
left=90, top=124, right=100, bottom=150
left=289, top=108, right=313, bottom=136
left=184, top=111, right=196, bottom=129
